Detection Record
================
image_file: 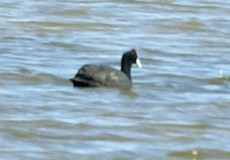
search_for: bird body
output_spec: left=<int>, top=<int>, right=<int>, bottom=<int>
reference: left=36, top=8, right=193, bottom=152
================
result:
left=71, top=64, right=131, bottom=88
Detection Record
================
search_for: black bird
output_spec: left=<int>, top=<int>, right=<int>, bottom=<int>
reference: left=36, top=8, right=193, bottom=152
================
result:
left=70, top=49, right=142, bottom=88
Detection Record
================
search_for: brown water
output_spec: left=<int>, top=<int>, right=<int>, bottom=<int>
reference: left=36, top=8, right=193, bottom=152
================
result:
left=0, top=1, right=230, bottom=160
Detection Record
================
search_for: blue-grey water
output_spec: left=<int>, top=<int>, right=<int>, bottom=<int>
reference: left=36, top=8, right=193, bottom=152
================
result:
left=0, top=1, right=230, bottom=160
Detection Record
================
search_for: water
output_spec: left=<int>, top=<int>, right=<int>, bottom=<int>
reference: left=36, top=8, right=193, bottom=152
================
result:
left=0, top=0, right=230, bottom=159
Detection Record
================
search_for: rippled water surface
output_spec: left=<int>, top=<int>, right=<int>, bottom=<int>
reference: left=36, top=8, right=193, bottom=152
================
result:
left=0, top=1, right=230, bottom=160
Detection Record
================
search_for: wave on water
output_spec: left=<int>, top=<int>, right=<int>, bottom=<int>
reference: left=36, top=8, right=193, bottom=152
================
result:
left=1, top=68, right=69, bottom=86
left=169, top=149, right=230, bottom=160
left=207, top=76, right=230, bottom=85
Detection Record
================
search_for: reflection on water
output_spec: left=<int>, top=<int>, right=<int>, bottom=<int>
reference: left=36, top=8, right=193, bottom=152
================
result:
left=0, top=0, right=230, bottom=160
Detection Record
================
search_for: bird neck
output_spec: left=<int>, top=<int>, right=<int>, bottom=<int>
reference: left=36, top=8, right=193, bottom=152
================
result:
left=121, top=55, right=132, bottom=81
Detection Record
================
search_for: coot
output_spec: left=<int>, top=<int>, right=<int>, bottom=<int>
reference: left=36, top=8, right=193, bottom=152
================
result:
left=70, top=49, right=142, bottom=88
